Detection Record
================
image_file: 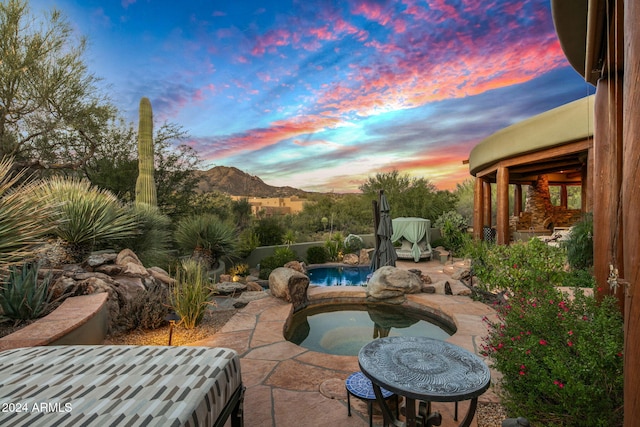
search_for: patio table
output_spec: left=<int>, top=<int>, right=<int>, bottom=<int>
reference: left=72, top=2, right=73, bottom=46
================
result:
left=358, top=336, right=490, bottom=427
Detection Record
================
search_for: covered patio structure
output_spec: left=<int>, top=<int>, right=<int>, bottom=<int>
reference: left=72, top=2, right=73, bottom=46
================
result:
left=467, top=95, right=594, bottom=245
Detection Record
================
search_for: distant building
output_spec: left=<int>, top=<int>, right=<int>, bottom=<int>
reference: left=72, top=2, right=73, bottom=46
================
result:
left=229, top=196, right=309, bottom=217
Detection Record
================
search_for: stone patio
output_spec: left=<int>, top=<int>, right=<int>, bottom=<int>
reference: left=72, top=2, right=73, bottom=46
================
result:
left=190, top=259, right=500, bottom=427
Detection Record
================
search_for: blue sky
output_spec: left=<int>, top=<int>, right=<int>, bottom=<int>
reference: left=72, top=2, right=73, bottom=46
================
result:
left=33, top=0, right=594, bottom=192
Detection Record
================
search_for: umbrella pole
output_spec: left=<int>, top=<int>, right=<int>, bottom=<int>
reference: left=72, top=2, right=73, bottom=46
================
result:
left=372, top=199, right=380, bottom=265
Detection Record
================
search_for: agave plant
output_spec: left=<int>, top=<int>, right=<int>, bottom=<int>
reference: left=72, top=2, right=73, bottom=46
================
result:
left=29, top=177, right=139, bottom=260
left=174, top=214, right=237, bottom=269
left=121, top=203, right=173, bottom=268
left=0, top=261, right=52, bottom=321
left=0, top=157, right=56, bottom=264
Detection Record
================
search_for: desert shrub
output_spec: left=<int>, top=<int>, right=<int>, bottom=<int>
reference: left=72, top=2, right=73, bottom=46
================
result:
left=564, top=213, right=593, bottom=270
left=123, top=203, right=174, bottom=268
left=343, top=234, right=364, bottom=253
left=306, top=246, right=329, bottom=264
left=174, top=214, right=236, bottom=269
left=259, top=247, right=298, bottom=279
left=0, top=261, right=53, bottom=321
left=434, top=210, right=470, bottom=254
left=30, top=177, right=138, bottom=260
left=116, top=281, right=171, bottom=332
left=325, top=231, right=344, bottom=261
left=228, top=263, right=249, bottom=277
left=237, top=228, right=259, bottom=258
left=0, top=158, right=56, bottom=264
left=254, top=217, right=285, bottom=246
left=482, top=286, right=623, bottom=426
left=171, top=259, right=215, bottom=329
left=470, top=238, right=567, bottom=293
left=561, top=268, right=596, bottom=289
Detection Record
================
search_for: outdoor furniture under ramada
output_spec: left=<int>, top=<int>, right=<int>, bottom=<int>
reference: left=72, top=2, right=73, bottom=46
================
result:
left=0, top=345, right=244, bottom=426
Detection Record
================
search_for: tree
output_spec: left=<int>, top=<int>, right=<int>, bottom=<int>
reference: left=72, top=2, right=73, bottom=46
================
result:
left=360, top=170, right=457, bottom=221
left=84, top=120, right=200, bottom=219
left=0, top=0, right=115, bottom=172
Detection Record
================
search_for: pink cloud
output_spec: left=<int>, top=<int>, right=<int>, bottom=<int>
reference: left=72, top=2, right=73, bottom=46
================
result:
left=352, top=1, right=392, bottom=26
left=252, top=28, right=292, bottom=56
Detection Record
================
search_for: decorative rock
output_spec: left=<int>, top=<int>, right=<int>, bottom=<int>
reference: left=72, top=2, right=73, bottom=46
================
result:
left=214, top=282, right=248, bottom=295
left=421, top=285, right=436, bottom=293
left=94, top=264, right=124, bottom=276
left=115, top=249, right=142, bottom=266
left=284, top=260, right=306, bottom=274
left=269, top=267, right=309, bottom=308
left=121, top=261, right=149, bottom=277
left=342, top=253, right=359, bottom=265
left=366, top=266, right=423, bottom=303
left=85, top=252, right=117, bottom=267
left=358, top=249, right=370, bottom=265
left=245, top=281, right=263, bottom=292
left=147, top=267, right=175, bottom=286
left=232, top=291, right=269, bottom=308
left=219, top=274, right=232, bottom=282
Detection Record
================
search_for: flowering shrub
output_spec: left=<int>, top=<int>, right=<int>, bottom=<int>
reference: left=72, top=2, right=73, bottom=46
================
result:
left=467, top=238, right=567, bottom=293
left=482, top=285, right=623, bottom=426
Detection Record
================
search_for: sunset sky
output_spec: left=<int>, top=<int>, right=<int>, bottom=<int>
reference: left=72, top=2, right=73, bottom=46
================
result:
left=34, top=0, right=594, bottom=193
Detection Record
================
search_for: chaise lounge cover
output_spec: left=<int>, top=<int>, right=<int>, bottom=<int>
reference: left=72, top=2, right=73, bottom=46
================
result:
left=392, top=217, right=432, bottom=262
left=0, top=345, right=243, bottom=426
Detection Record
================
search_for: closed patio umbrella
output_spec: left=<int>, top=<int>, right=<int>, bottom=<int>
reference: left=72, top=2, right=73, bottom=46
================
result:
left=371, top=190, right=397, bottom=271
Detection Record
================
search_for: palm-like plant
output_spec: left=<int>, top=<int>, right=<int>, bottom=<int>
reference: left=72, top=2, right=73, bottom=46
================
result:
left=174, top=214, right=236, bottom=269
left=29, top=177, right=139, bottom=260
left=122, top=203, right=173, bottom=268
left=0, top=158, right=56, bottom=264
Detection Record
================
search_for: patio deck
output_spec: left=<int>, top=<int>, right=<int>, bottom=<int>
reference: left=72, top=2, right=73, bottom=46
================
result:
left=190, top=259, right=500, bottom=427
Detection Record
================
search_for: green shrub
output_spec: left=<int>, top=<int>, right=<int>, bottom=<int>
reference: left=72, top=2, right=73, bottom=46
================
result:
left=564, top=213, right=593, bottom=270
left=237, top=228, right=259, bottom=258
left=30, top=177, right=138, bottom=260
left=123, top=203, right=173, bottom=268
left=171, top=259, right=215, bottom=329
left=325, top=231, right=344, bottom=261
left=0, top=261, right=52, bottom=321
left=482, top=287, right=623, bottom=426
left=306, top=246, right=328, bottom=264
left=259, top=247, right=298, bottom=279
left=434, top=210, right=470, bottom=254
left=254, top=217, right=285, bottom=246
left=115, top=281, right=171, bottom=332
left=343, top=234, right=364, bottom=253
left=174, top=214, right=236, bottom=269
left=0, top=158, right=56, bottom=264
left=469, top=238, right=567, bottom=294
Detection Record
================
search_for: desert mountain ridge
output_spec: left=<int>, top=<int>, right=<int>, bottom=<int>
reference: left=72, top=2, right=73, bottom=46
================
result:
left=195, top=166, right=313, bottom=197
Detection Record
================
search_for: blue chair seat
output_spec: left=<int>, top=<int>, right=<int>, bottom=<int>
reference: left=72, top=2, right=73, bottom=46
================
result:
left=346, top=371, right=396, bottom=427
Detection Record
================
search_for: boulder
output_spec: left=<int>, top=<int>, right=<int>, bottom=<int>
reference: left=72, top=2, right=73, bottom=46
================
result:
left=233, top=291, right=269, bottom=308
left=115, top=249, right=142, bottom=266
left=85, top=252, right=117, bottom=267
left=120, top=261, right=149, bottom=277
left=269, top=267, right=309, bottom=308
left=245, top=281, right=264, bottom=292
left=147, top=267, right=175, bottom=286
left=342, top=253, right=359, bottom=265
left=451, top=267, right=471, bottom=281
left=358, top=249, right=371, bottom=265
left=215, top=282, right=248, bottom=295
left=284, top=260, right=306, bottom=274
left=366, top=266, right=423, bottom=304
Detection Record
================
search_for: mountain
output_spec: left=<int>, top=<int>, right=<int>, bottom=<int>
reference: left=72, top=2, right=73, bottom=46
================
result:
left=195, top=166, right=311, bottom=197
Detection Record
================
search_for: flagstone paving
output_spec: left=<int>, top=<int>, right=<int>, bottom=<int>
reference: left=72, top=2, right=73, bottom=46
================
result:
left=191, top=259, right=500, bottom=427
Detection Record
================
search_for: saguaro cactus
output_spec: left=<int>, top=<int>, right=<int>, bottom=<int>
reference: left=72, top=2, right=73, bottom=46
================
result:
left=135, top=97, right=157, bottom=206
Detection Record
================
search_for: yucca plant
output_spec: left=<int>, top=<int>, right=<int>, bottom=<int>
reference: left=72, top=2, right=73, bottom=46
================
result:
left=0, top=157, right=56, bottom=264
left=28, top=177, right=139, bottom=260
left=0, top=261, right=52, bottom=322
left=174, top=214, right=237, bottom=269
left=171, top=259, right=215, bottom=329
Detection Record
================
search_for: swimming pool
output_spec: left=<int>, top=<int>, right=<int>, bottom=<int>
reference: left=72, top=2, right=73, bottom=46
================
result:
left=285, top=303, right=455, bottom=356
left=307, top=265, right=371, bottom=286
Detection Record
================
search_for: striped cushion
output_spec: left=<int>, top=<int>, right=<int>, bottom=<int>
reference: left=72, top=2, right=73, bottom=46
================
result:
left=0, top=345, right=242, bottom=426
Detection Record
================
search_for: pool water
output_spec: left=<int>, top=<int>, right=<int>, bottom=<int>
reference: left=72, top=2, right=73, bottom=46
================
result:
left=307, top=265, right=371, bottom=286
left=285, top=304, right=454, bottom=356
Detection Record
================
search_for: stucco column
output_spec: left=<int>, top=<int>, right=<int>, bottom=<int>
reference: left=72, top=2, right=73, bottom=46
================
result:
left=623, top=1, right=640, bottom=424
left=473, top=177, right=484, bottom=240
left=496, top=167, right=510, bottom=245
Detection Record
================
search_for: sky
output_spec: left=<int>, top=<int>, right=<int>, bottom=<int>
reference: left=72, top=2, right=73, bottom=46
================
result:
left=33, top=0, right=594, bottom=193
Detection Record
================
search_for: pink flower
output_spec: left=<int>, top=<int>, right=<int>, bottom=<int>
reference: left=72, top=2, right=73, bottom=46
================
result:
left=553, top=380, right=565, bottom=388
left=539, top=339, right=548, bottom=346
left=526, top=349, right=531, bottom=355
left=567, top=340, right=574, bottom=347
left=568, top=330, right=573, bottom=336
left=520, top=364, right=526, bottom=370
left=519, top=370, right=526, bottom=376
